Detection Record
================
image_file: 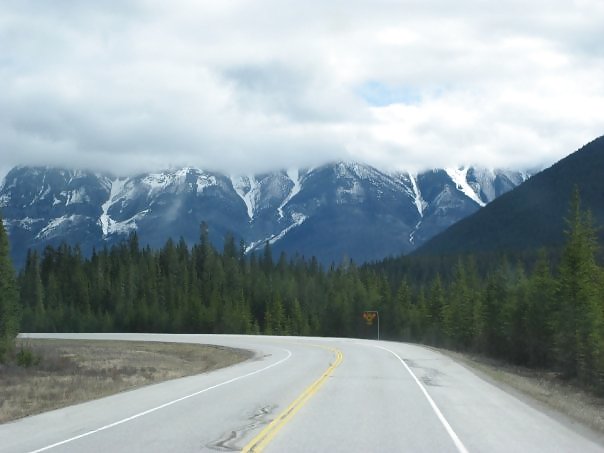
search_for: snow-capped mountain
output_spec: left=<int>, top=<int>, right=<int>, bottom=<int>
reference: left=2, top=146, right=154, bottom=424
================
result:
left=0, top=163, right=531, bottom=267
left=415, top=136, right=604, bottom=256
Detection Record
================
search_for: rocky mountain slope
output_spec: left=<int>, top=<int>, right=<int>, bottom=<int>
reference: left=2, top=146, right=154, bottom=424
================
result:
left=0, top=163, right=530, bottom=267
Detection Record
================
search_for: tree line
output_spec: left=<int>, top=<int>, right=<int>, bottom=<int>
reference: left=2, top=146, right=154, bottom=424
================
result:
left=4, top=190, right=604, bottom=393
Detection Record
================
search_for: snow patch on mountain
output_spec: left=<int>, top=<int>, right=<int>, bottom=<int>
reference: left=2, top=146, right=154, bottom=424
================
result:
left=37, top=217, right=69, bottom=238
left=270, top=212, right=307, bottom=245
left=196, top=174, right=217, bottom=194
left=408, top=173, right=427, bottom=217
left=231, top=175, right=259, bottom=221
left=142, top=169, right=189, bottom=195
left=66, top=170, right=84, bottom=183
left=278, top=169, right=302, bottom=219
left=409, top=220, right=422, bottom=244
left=35, top=186, right=52, bottom=204
left=246, top=212, right=307, bottom=253
left=25, top=175, right=53, bottom=206
left=110, top=210, right=148, bottom=235
left=445, top=167, right=486, bottom=207
left=0, top=193, right=9, bottom=208
left=469, top=168, right=497, bottom=202
left=64, top=187, right=89, bottom=206
left=100, top=178, right=127, bottom=236
left=36, top=215, right=86, bottom=239
left=5, top=217, right=45, bottom=231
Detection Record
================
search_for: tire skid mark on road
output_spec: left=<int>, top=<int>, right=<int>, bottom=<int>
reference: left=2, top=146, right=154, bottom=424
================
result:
left=27, top=349, right=293, bottom=453
left=372, top=344, right=470, bottom=453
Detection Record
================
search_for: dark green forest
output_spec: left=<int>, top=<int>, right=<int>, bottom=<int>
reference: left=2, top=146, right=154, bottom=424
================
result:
left=3, top=190, right=604, bottom=393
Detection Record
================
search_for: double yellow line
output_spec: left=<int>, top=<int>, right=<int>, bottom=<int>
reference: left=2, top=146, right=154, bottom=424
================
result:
left=242, top=346, right=344, bottom=453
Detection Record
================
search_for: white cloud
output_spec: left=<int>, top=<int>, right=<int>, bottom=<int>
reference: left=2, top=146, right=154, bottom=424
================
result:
left=0, top=0, right=602, bottom=175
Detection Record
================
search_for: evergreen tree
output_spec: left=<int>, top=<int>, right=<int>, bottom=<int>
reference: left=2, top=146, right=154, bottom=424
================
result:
left=425, top=275, right=445, bottom=345
left=478, top=270, right=508, bottom=357
left=505, top=263, right=529, bottom=364
left=444, top=259, right=475, bottom=349
left=0, top=213, right=19, bottom=362
left=290, top=298, right=309, bottom=335
left=20, top=250, right=45, bottom=331
left=412, top=287, right=426, bottom=340
left=525, top=250, right=556, bottom=367
left=223, top=233, right=237, bottom=260
left=556, top=189, right=603, bottom=387
left=262, top=242, right=274, bottom=275
left=392, top=279, right=412, bottom=339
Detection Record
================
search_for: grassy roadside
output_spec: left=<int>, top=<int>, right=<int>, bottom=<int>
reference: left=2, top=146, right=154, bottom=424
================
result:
left=439, top=348, right=604, bottom=435
left=0, top=339, right=252, bottom=424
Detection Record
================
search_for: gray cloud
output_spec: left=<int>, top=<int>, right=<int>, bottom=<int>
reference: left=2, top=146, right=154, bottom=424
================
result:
left=0, top=0, right=602, bottom=176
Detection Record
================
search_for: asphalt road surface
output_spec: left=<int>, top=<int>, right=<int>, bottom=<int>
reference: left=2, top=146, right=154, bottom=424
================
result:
left=2, top=334, right=603, bottom=452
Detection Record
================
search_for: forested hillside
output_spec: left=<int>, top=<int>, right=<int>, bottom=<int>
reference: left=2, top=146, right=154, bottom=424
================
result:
left=16, top=192, right=604, bottom=393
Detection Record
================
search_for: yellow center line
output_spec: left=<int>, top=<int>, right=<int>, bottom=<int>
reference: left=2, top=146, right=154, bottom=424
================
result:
left=241, top=345, right=344, bottom=453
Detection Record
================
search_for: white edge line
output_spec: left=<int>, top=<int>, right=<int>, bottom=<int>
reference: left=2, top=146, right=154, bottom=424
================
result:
left=373, top=344, right=470, bottom=453
left=28, top=349, right=293, bottom=453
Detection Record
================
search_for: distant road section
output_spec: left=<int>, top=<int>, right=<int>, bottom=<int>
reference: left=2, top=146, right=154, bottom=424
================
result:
left=2, top=334, right=603, bottom=453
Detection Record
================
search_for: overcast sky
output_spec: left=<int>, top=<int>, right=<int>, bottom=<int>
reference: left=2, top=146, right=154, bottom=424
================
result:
left=1, top=0, right=603, bottom=177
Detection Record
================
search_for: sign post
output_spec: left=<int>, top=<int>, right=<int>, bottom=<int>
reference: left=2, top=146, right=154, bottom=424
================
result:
left=362, top=310, right=380, bottom=340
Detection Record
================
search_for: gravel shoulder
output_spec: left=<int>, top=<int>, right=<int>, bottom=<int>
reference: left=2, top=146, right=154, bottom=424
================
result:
left=0, top=338, right=252, bottom=423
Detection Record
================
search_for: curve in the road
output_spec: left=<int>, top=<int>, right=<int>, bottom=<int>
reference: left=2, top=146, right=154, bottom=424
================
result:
left=5, top=334, right=603, bottom=453
left=27, top=346, right=294, bottom=453
left=372, top=344, right=468, bottom=453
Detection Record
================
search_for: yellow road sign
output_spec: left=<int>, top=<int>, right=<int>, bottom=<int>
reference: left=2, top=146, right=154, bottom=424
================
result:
left=363, top=311, right=377, bottom=325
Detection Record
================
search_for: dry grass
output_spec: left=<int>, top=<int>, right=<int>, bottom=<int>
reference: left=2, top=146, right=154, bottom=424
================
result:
left=440, top=349, right=604, bottom=435
left=0, top=339, right=251, bottom=424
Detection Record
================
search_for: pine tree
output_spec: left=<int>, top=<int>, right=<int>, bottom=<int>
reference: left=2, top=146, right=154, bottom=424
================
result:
left=479, top=270, right=508, bottom=357
left=444, top=259, right=475, bottom=349
left=525, top=250, right=556, bottom=367
left=223, top=233, right=237, bottom=260
left=262, top=242, right=273, bottom=275
left=556, top=188, right=603, bottom=386
left=413, top=287, right=426, bottom=341
left=425, top=275, right=445, bottom=345
left=290, top=298, right=309, bottom=335
left=506, top=263, right=529, bottom=364
left=392, top=279, right=412, bottom=339
left=20, top=250, right=45, bottom=331
left=0, top=213, right=19, bottom=362
left=269, top=292, right=286, bottom=335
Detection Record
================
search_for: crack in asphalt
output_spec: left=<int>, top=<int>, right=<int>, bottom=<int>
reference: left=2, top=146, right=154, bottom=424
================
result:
left=206, top=405, right=276, bottom=451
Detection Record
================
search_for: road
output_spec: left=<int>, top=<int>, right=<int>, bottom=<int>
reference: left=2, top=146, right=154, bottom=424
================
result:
left=2, top=334, right=603, bottom=453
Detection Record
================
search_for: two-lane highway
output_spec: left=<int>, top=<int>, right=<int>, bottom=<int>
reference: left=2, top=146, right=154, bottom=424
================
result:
left=2, top=334, right=603, bottom=452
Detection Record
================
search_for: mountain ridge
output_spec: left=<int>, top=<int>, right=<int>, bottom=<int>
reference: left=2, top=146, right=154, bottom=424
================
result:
left=414, top=135, right=604, bottom=256
left=0, top=162, right=531, bottom=267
